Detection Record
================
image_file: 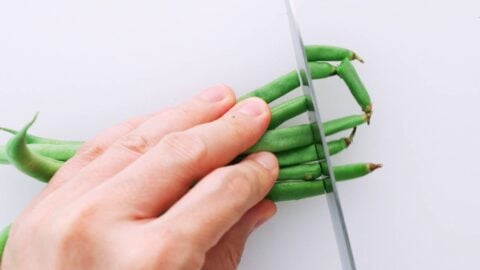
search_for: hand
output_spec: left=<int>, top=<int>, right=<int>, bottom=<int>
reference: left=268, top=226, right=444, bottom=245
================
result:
left=1, top=85, right=279, bottom=270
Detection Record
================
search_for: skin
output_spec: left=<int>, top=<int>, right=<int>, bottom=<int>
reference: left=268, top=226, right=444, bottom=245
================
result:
left=1, top=85, right=279, bottom=270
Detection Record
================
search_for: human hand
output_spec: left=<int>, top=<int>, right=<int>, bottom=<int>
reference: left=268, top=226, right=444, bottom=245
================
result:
left=1, top=85, right=278, bottom=270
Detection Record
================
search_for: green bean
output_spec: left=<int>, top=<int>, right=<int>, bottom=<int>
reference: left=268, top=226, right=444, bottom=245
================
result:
left=275, top=130, right=354, bottom=167
left=324, top=114, right=367, bottom=136
left=321, top=162, right=382, bottom=180
left=336, top=58, right=372, bottom=115
left=0, top=127, right=83, bottom=145
left=305, top=45, right=364, bottom=63
left=268, top=95, right=309, bottom=129
left=247, top=114, right=365, bottom=154
left=0, top=224, right=10, bottom=260
left=245, top=124, right=314, bottom=153
left=267, top=179, right=326, bottom=202
left=238, top=62, right=336, bottom=103
left=277, top=162, right=381, bottom=181
left=0, top=147, right=8, bottom=164
left=0, top=143, right=81, bottom=164
left=5, top=115, right=63, bottom=182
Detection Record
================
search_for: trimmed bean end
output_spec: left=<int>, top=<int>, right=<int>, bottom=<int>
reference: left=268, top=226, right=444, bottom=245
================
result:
left=369, top=163, right=383, bottom=172
left=353, top=53, right=364, bottom=63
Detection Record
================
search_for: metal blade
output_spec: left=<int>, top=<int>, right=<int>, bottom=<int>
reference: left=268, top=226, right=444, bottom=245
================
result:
left=284, top=1, right=356, bottom=269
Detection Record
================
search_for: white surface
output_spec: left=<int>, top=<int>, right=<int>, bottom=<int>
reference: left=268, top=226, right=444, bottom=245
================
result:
left=1, top=1, right=479, bottom=269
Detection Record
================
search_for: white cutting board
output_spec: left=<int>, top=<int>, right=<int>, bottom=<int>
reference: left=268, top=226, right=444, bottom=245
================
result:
left=1, top=1, right=479, bottom=269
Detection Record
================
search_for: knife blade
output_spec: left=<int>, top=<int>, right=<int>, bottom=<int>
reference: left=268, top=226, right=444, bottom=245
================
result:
left=284, top=1, right=357, bottom=269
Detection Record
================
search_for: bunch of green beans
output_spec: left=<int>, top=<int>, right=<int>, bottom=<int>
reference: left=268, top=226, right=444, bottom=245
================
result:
left=0, top=44, right=379, bottom=199
left=0, top=44, right=380, bottom=258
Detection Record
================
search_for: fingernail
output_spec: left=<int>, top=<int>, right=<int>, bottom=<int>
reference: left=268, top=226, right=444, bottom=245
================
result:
left=199, top=85, right=228, bottom=102
left=236, top=98, right=266, bottom=116
left=254, top=153, right=278, bottom=172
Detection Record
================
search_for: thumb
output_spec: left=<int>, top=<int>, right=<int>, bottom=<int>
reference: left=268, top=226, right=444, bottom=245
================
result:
left=202, top=200, right=276, bottom=270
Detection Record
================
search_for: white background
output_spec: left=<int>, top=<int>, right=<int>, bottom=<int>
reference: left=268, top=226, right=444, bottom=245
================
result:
left=1, top=1, right=479, bottom=269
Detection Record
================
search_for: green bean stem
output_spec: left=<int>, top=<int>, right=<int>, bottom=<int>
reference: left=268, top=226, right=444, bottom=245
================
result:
left=275, top=129, right=355, bottom=167
left=278, top=162, right=382, bottom=181
left=0, top=143, right=81, bottom=164
left=268, top=95, right=309, bottom=129
left=5, top=114, right=64, bottom=182
left=305, top=45, right=364, bottom=63
left=238, top=62, right=336, bottom=103
left=336, top=58, right=372, bottom=116
left=0, top=127, right=83, bottom=145
left=0, top=224, right=11, bottom=261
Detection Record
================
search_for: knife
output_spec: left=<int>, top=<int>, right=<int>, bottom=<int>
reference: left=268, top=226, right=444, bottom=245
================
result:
left=284, top=1, right=357, bottom=269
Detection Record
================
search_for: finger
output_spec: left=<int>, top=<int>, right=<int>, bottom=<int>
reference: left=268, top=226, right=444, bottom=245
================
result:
left=202, top=200, right=276, bottom=270
left=32, top=112, right=158, bottom=204
left=97, top=97, right=271, bottom=217
left=51, top=113, right=155, bottom=185
left=151, top=152, right=278, bottom=252
left=56, top=85, right=236, bottom=200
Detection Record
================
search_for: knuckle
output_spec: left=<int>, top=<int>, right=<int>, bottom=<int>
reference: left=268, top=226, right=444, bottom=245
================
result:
left=120, top=118, right=141, bottom=131
left=146, top=224, right=204, bottom=269
left=76, top=141, right=107, bottom=161
left=160, top=132, right=208, bottom=166
left=53, top=203, right=99, bottom=253
left=115, top=133, right=153, bottom=156
left=217, top=164, right=266, bottom=205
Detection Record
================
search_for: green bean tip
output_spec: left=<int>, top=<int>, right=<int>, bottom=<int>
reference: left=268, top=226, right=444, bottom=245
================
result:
left=369, top=163, right=383, bottom=172
left=353, top=53, right=364, bottom=63
left=364, top=109, right=372, bottom=124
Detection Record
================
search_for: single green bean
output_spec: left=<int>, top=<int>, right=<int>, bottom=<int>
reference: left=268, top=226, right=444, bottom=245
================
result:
left=5, top=115, right=64, bottom=182
left=268, top=95, right=309, bottom=129
left=0, top=147, right=8, bottom=164
left=267, top=179, right=326, bottom=202
left=278, top=162, right=381, bottom=181
left=245, top=124, right=314, bottom=153
left=324, top=114, right=367, bottom=136
left=0, top=224, right=11, bottom=261
left=336, top=58, right=372, bottom=115
left=0, top=127, right=83, bottom=145
left=275, top=133, right=353, bottom=167
left=238, top=62, right=336, bottom=103
left=305, top=45, right=364, bottom=63
left=247, top=114, right=365, bottom=154
left=320, top=162, right=382, bottom=180
left=0, top=143, right=81, bottom=164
